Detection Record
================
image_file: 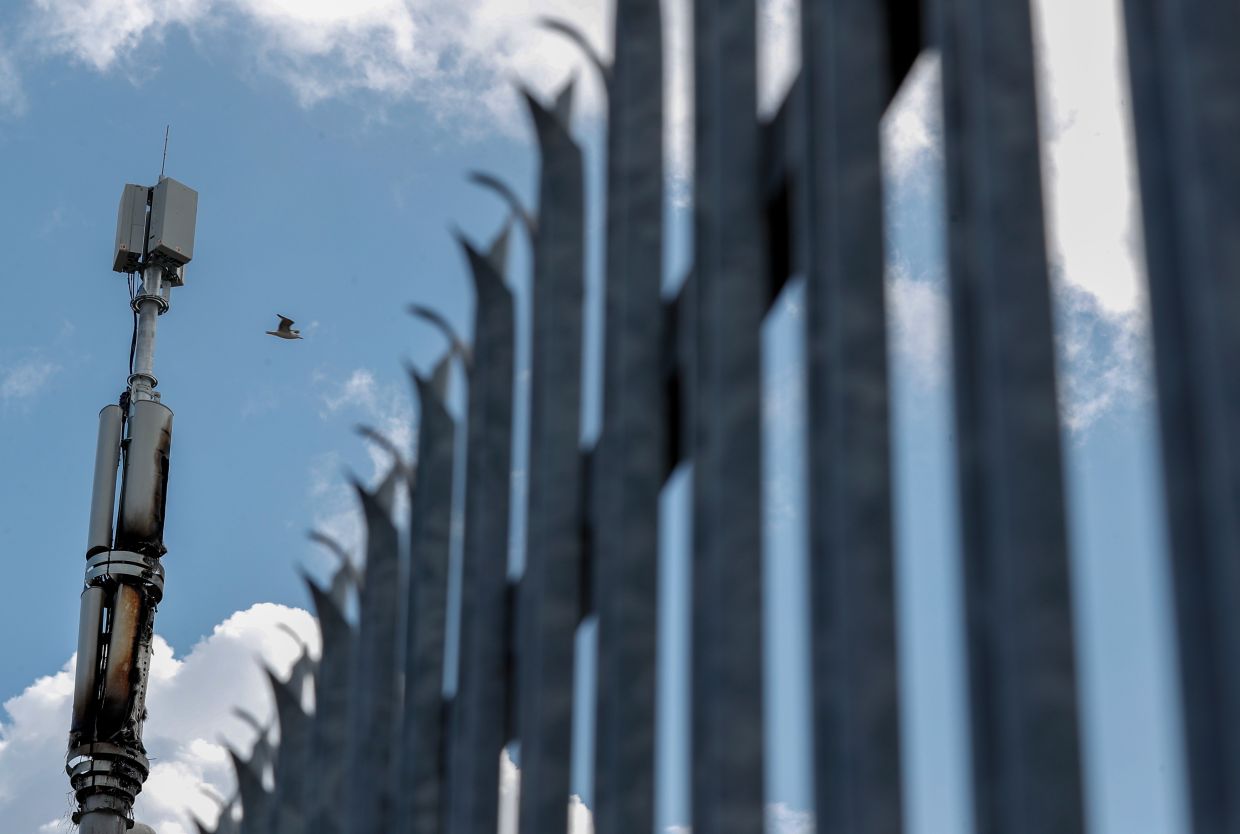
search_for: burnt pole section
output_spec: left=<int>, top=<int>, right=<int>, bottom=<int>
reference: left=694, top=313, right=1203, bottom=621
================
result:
left=67, top=177, right=198, bottom=834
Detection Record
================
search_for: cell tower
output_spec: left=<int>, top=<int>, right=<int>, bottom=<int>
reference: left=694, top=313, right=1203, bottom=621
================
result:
left=66, top=175, right=198, bottom=834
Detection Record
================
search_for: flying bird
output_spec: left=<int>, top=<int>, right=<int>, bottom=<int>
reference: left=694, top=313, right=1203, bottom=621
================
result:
left=267, top=314, right=303, bottom=340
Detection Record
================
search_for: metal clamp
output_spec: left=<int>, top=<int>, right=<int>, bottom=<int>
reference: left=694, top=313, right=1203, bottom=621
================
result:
left=126, top=371, right=160, bottom=392
left=67, top=742, right=150, bottom=818
left=85, top=550, right=165, bottom=601
left=130, top=291, right=169, bottom=315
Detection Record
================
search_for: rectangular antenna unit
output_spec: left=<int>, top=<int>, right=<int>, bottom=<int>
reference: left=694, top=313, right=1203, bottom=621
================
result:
left=113, top=184, right=149, bottom=273
left=147, top=177, right=198, bottom=267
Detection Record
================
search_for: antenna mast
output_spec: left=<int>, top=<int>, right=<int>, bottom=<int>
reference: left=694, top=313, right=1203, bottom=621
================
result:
left=66, top=172, right=198, bottom=834
left=159, top=125, right=169, bottom=181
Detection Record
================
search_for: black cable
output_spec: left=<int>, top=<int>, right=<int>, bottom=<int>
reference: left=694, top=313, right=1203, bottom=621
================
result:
left=127, top=272, right=138, bottom=376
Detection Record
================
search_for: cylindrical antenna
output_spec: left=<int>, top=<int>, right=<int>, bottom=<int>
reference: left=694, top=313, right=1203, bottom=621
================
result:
left=85, top=404, right=123, bottom=555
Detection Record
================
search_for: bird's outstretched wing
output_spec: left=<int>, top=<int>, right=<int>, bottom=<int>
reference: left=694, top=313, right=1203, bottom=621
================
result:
left=276, top=314, right=295, bottom=331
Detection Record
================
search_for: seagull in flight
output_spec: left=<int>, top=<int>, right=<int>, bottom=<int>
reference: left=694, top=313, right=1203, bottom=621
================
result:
left=267, top=314, right=303, bottom=340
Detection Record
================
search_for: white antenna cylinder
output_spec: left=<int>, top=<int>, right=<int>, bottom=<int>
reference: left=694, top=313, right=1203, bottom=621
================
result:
left=70, top=586, right=105, bottom=734
left=86, top=405, right=123, bottom=556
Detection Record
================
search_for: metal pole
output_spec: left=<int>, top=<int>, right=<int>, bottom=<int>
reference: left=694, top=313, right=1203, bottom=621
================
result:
left=69, top=178, right=196, bottom=834
left=79, top=811, right=131, bottom=834
left=130, top=263, right=167, bottom=403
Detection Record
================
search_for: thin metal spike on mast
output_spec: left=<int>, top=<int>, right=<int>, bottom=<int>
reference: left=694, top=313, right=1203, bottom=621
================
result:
left=160, top=125, right=170, bottom=181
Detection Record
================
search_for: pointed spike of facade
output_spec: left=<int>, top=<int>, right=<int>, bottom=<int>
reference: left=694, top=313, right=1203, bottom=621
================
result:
left=229, top=748, right=272, bottom=834
left=308, top=530, right=351, bottom=566
left=515, top=84, right=587, bottom=834
left=372, top=459, right=406, bottom=518
left=486, top=219, right=512, bottom=272
left=447, top=225, right=516, bottom=834
left=468, top=172, right=536, bottom=237
left=540, top=16, right=613, bottom=87
left=266, top=666, right=312, bottom=834
left=304, top=576, right=355, bottom=834
left=394, top=375, right=457, bottom=834
left=343, top=484, right=404, bottom=832
left=553, top=77, right=577, bottom=125
left=410, top=305, right=474, bottom=372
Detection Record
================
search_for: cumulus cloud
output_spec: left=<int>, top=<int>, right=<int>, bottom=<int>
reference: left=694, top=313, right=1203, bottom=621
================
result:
left=20, top=0, right=609, bottom=128
left=16, top=0, right=794, bottom=195
left=0, top=603, right=318, bottom=834
left=1, top=357, right=59, bottom=402
left=27, top=0, right=205, bottom=73
left=1032, top=0, right=1146, bottom=317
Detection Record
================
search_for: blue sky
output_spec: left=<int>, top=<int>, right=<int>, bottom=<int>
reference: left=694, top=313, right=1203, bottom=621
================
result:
left=0, top=1, right=1191, bottom=833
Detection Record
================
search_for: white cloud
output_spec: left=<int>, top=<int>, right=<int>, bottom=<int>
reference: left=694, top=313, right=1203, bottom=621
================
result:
left=21, top=0, right=608, bottom=127
left=757, top=0, right=798, bottom=118
left=496, top=748, right=595, bottom=834
left=0, top=603, right=318, bottom=834
left=27, top=0, right=204, bottom=73
left=17, top=0, right=792, bottom=193
left=1032, top=0, right=1146, bottom=317
left=498, top=749, right=519, bottom=834
left=310, top=367, right=416, bottom=562
left=1, top=358, right=59, bottom=402
left=1052, top=280, right=1151, bottom=434
left=881, top=54, right=943, bottom=184
left=318, top=367, right=414, bottom=477
left=883, top=262, right=1148, bottom=433
left=767, top=803, right=815, bottom=834
left=306, top=449, right=367, bottom=567
left=0, top=42, right=25, bottom=116
left=886, top=264, right=950, bottom=392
